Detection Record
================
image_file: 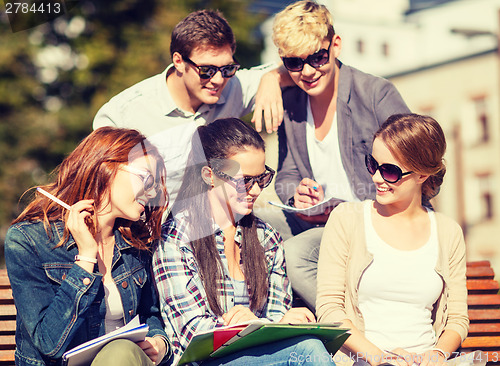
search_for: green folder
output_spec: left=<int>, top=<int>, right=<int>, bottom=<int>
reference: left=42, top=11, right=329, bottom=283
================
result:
left=177, top=323, right=350, bottom=365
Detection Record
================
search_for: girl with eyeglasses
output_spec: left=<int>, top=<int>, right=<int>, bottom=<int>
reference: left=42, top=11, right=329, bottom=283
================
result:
left=5, top=127, right=172, bottom=366
left=153, top=118, right=335, bottom=365
left=316, top=114, right=469, bottom=366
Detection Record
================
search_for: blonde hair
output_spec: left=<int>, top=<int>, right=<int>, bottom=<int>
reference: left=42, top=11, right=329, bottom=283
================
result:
left=272, top=1, right=335, bottom=57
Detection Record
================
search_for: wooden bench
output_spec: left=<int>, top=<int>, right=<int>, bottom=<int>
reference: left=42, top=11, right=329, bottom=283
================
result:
left=460, top=260, right=500, bottom=364
left=0, top=269, right=15, bottom=365
left=0, top=261, right=499, bottom=365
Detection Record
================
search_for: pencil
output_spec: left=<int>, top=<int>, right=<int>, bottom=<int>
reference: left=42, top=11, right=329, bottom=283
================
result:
left=36, top=187, right=71, bottom=210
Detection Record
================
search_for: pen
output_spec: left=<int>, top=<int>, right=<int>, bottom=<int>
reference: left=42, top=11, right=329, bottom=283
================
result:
left=36, top=187, right=71, bottom=210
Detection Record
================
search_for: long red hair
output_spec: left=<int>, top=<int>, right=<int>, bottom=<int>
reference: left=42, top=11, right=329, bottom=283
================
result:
left=13, top=127, right=168, bottom=250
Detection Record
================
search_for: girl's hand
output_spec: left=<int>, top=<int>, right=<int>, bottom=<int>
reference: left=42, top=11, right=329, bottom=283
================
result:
left=137, top=336, right=166, bottom=365
left=417, top=349, right=447, bottom=366
left=385, top=348, right=418, bottom=366
left=279, top=307, right=316, bottom=324
left=222, top=305, right=258, bottom=326
left=66, top=200, right=98, bottom=258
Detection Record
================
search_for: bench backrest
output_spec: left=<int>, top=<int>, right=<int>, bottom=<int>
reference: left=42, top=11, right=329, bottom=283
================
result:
left=460, top=261, right=500, bottom=364
left=0, top=269, right=15, bottom=365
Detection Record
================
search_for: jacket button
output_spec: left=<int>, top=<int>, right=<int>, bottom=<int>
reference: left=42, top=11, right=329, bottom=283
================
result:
left=122, top=281, right=128, bottom=289
left=129, top=310, right=134, bottom=316
left=62, top=274, right=66, bottom=281
left=82, top=278, right=90, bottom=286
left=138, top=276, right=143, bottom=284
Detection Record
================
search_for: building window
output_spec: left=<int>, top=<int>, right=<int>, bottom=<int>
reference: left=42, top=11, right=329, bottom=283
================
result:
left=477, top=173, right=494, bottom=220
left=382, top=42, right=389, bottom=57
left=473, top=96, right=490, bottom=144
left=357, top=39, right=364, bottom=54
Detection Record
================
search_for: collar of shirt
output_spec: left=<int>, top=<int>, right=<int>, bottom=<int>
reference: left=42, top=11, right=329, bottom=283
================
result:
left=162, top=64, right=228, bottom=118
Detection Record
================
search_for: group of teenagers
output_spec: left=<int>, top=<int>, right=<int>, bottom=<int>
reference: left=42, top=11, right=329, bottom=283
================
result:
left=4, top=1, right=469, bottom=366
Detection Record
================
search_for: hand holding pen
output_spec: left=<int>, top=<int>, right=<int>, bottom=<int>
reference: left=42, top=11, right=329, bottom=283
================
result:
left=37, top=188, right=98, bottom=265
left=293, top=178, right=324, bottom=209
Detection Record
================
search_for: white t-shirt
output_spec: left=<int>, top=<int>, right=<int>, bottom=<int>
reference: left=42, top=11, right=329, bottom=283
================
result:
left=358, top=201, right=443, bottom=353
left=103, top=280, right=125, bottom=333
left=305, top=98, right=357, bottom=202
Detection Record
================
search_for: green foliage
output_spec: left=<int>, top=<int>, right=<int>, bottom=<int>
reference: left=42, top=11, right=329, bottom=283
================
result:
left=0, top=0, right=265, bottom=264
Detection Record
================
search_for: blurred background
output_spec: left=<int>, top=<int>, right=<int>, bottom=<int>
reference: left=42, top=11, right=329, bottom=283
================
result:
left=1, top=0, right=500, bottom=275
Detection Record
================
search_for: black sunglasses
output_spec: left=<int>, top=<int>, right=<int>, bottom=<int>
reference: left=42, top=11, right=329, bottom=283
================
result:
left=281, top=41, right=332, bottom=72
left=365, top=154, right=413, bottom=183
left=183, top=56, right=240, bottom=80
left=211, top=165, right=275, bottom=193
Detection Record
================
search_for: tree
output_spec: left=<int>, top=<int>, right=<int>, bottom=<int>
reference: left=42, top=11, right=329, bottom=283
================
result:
left=0, top=0, right=265, bottom=264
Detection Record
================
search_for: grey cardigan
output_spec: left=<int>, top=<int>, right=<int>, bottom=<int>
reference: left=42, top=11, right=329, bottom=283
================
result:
left=275, top=61, right=411, bottom=204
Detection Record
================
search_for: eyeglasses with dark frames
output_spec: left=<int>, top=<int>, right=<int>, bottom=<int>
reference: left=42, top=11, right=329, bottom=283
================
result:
left=281, top=40, right=332, bottom=72
left=183, top=56, right=240, bottom=80
left=211, top=165, right=275, bottom=193
left=365, top=154, right=413, bottom=184
left=122, top=165, right=162, bottom=193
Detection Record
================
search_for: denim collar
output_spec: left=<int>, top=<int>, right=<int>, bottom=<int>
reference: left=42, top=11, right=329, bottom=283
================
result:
left=60, top=222, right=133, bottom=252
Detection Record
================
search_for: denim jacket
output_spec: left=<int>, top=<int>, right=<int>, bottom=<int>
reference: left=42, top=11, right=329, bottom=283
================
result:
left=4, top=220, right=171, bottom=366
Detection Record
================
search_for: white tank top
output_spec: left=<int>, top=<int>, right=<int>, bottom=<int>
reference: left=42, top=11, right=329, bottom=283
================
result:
left=358, top=201, right=443, bottom=353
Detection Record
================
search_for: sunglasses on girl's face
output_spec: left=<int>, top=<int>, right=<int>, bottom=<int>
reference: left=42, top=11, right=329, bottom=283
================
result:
left=281, top=41, right=332, bottom=72
left=211, top=165, right=276, bottom=193
left=183, top=56, right=240, bottom=79
left=365, top=154, right=413, bottom=184
left=122, top=165, right=162, bottom=193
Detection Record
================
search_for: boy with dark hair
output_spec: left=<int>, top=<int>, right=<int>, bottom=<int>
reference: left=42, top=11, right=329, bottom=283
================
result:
left=94, top=9, right=286, bottom=207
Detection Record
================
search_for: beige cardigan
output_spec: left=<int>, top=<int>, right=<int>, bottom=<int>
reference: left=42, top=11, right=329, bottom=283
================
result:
left=317, top=201, right=469, bottom=349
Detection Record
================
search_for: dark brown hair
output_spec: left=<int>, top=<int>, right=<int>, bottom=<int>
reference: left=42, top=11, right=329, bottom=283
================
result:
left=170, top=9, right=236, bottom=59
left=374, top=113, right=447, bottom=207
left=173, top=118, right=268, bottom=316
left=13, top=127, right=168, bottom=250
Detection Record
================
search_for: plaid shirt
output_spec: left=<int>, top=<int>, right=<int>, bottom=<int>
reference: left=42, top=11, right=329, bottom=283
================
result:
left=152, top=214, right=292, bottom=364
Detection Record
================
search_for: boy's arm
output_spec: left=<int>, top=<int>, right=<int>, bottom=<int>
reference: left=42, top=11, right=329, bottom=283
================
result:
left=251, top=65, right=294, bottom=134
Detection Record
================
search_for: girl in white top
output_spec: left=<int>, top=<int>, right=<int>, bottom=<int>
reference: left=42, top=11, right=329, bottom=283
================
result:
left=317, top=113, right=468, bottom=366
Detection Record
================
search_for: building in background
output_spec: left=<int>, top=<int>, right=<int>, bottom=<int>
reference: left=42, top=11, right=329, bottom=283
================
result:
left=258, top=0, right=500, bottom=272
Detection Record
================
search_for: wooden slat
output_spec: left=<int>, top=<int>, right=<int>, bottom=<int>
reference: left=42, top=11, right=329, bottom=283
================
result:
left=0, top=291, right=13, bottom=307
left=468, top=323, right=500, bottom=334
left=0, top=307, right=15, bottom=318
left=0, top=321, right=15, bottom=333
left=0, top=349, right=15, bottom=362
left=467, top=266, right=495, bottom=279
left=468, top=294, right=500, bottom=306
left=468, top=309, right=500, bottom=321
left=462, top=335, right=500, bottom=348
left=467, top=279, right=500, bottom=291
left=467, top=260, right=492, bottom=267
left=0, top=336, right=15, bottom=349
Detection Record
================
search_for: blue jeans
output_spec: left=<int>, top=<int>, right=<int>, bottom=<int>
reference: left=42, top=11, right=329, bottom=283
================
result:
left=284, top=227, right=323, bottom=311
left=201, top=335, right=335, bottom=365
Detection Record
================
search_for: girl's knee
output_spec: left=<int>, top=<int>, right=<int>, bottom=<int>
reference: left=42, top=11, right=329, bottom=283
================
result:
left=92, top=339, right=152, bottom=366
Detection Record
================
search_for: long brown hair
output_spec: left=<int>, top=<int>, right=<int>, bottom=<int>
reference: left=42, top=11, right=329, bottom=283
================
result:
left=374, top=113, right=447, bottom=207
left=172, top=118, right=268, bottom=316
left=13, top=127, right=168, bottom=250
